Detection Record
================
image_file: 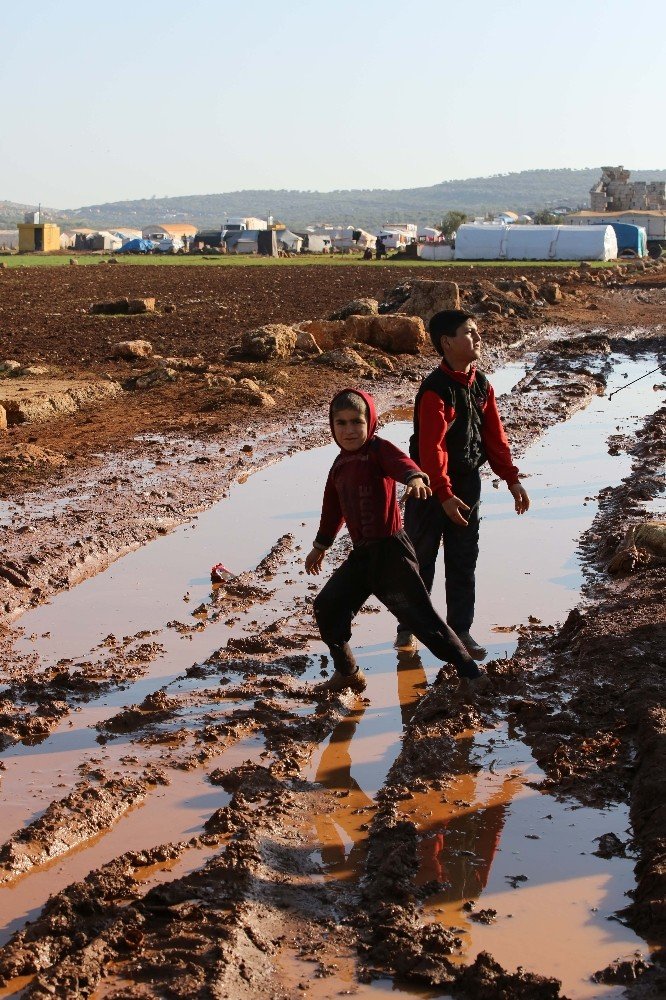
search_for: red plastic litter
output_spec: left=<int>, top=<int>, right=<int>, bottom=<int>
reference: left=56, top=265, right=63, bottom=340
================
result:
left=210, top=562, right=234, bottom=583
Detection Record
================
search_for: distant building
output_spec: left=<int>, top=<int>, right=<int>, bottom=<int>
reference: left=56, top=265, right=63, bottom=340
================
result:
left=564, top=209, right=666, bottom=245
left=223, top=217, right=268, bottom=232
left=590, top=166, right=666, bottom=213
left=17, top=211, right=60, bottom=252
left=494, top=211, right=520, bottom=225
left=376, top=222, right=417, bottom=249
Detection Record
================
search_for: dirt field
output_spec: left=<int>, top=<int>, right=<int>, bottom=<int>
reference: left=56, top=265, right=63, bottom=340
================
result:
left=0, top=260, right=664, bottom=999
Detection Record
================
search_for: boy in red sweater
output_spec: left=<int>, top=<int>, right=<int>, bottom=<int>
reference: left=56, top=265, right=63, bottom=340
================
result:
left=396, top=310, right=530, bottom=660
left=305, top=388, right=488, bottom=694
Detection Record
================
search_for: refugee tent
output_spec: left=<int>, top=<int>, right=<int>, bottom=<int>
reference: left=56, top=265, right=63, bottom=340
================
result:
left=89, top=231, right=123, bottom=252
left=376, top=229, right=410, bottom=249
left=194, top=230, right=225, bottom=248
left=156, top=237, right=184, bottom=253
left=74, top=232, right=93, bottom=250
left=332, top=228, right=376, bottom=251
left=112, top=230, right=143, bottom=245
left=278, top=230, right=303, bottom=253
left=224, top=229, right=278, bottom=255
left=59, top=231, right=76, bottom=249
left=304, top=233, right=332, bottom=253
left=592, top=222, right=647, bottom=257
left=454, top=224, right=618, bottom=261
left=117, top=239, right=157, bottom=254
left=418, top=243, right=454, bottom=261
left=0, top=230, right=19, bottom=249
left=258, top=229, right=278, bottom=256
left=417, top=226, right=442, bottom=240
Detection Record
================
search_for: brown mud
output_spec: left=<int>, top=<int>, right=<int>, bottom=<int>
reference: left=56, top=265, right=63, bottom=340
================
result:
left=0, top=260, right=664, bottom=998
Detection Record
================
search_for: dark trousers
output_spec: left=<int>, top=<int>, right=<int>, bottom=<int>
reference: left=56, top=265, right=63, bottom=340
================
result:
left=401, top=470, right=482, bottom=635
left=313, top=531, right=478, bottom=679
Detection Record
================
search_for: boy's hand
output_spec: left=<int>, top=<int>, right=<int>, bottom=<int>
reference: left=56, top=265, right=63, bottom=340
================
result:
left=442, top=495, right=471, bottom=526
left=404, top=476, right=432, bottom=500
left=510, top=482, right=530, bottom=515
left=305, top=547, right=325, bottom=575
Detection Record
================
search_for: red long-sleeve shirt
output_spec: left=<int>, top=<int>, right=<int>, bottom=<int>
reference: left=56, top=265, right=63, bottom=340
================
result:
left=418, top=362, right=519, bottom=502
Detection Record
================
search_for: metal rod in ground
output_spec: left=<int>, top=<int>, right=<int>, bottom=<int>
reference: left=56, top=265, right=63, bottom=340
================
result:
left=608, top=364, right=666, bottom=400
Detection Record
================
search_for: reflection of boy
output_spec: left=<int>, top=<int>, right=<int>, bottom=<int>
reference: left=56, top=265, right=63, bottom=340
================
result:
left=397, top=311, right=530, bottom=660
left=305, top=389, right=488, bottom=693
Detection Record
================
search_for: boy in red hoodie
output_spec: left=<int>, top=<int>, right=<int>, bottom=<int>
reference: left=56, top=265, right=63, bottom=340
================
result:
left=305, top=388, right=488, bottom=694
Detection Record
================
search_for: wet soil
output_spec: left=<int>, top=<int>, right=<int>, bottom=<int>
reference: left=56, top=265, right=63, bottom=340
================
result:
left=0, top=260, right=664, bottom=998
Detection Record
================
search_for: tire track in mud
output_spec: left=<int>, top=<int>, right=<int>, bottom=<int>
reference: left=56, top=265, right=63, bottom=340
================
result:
left=0, top=335, right=663, bottom=997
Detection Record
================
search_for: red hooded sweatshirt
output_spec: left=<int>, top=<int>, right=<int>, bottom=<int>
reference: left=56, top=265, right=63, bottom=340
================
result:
left=314, top=388, right=428, bottom=549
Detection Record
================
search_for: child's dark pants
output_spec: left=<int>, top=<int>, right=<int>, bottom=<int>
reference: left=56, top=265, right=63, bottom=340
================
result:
left=401, top=470, right=482, bottom=635
left=313, top=530, right=479, bottom=679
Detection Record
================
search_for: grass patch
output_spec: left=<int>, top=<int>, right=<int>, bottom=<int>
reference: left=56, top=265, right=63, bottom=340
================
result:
left=1, top=253, right=617, bottom=270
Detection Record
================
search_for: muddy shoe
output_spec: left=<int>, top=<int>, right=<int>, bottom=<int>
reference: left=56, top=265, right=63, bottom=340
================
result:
left=394, top=630, right=417, bottom=654
left=319, top=667, right=367, bottom=694
left=456, top=630, right=487, bottom=660
left=459, top=668, right=492, bottom=697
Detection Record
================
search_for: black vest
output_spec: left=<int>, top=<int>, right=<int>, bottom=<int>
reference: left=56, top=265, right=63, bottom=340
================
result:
left=409, top=366, right=489, bottom=477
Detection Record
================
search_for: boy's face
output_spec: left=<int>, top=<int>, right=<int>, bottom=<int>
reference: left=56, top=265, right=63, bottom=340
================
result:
left=333, top=407, right=368, bottom=451
left=440, top=318, right=481, bottom=369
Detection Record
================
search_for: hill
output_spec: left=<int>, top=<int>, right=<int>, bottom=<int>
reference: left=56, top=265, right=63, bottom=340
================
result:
left=3, top=168, right=666, bottom=231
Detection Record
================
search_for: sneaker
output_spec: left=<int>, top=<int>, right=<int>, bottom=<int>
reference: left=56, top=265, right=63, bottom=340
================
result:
left=455, top=630, right=487, bottom=661
left=319, top=667, right=367, bottom=694
left=459, top=668, right=492, bottom=697
left=394, top=630, right=418, bottom=654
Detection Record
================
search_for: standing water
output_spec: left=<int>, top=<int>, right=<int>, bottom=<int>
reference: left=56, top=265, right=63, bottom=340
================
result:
left=1, top=356, right=663, bottom=998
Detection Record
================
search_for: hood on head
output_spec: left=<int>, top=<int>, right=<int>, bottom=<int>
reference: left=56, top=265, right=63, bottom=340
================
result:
left=329, top=388, right=377, bottom=447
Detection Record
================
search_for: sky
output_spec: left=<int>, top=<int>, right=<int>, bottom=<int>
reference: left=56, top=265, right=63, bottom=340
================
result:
left=1, top=0, right=664, bottom=208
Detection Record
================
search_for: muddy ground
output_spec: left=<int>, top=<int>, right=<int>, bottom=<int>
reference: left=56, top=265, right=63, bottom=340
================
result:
left=0, top=260, right=664, bottom=999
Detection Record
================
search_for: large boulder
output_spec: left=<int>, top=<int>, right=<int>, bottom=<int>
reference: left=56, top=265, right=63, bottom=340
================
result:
left=295, top=315, right=425, bottom=355
left=397, top=280, right=460, bottom=322
left=240, top=324, right=297, bottom=360
left=346, top=315, right=426, bottom=354
left=294, top=329, right=322, bottom=355
left=0, top=360, right=21, bottom=374
left=127, top=297, right=156, bottom=314
left=541, top=282, right=563, bottom=305
left=90, top=298, right=156, bottom=315
left=329, top=297, right=379, bottom=321
left=293, top=320, right=343, bottom=352
left=134, top=367, right=177, bottom=389
left=230, top=385, right=276, bottom=407
left=313, top=347, right=370, bottom=373
left=0, top=404, right=7, bottom=431
left=111, top=339, right=154, bottom=359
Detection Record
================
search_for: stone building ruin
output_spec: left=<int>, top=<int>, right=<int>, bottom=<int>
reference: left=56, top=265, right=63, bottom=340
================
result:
left=590, top=166, right=666, bottom=212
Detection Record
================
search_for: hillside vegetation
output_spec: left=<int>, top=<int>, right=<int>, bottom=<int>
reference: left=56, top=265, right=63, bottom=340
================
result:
left=3, top=168, right=666, bottom=231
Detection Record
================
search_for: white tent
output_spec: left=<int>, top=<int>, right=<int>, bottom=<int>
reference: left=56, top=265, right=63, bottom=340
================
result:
left=332, top=228, right=376, bottom=251
left=419, top=244, right=454, bottom=261
left=89, top=231, right=123, bottom=252
left=278, top=230, right=303, bottom=253
left=305, top=233, right=332, bottom=253
left=454, top=224, right=618, bottom=261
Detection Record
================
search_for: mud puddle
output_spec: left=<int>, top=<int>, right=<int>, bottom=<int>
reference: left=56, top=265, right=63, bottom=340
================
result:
left=0, top=735, right=261, bottom=948
left=404, top=723, right=647, bottom=999
left=0, top=353, right=663, bottom=997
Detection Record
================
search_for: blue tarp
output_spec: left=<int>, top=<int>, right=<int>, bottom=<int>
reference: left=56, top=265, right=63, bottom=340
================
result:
left=592, top=222, right=647, bottom=257
left=117, top=239, right=157, bottom=254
